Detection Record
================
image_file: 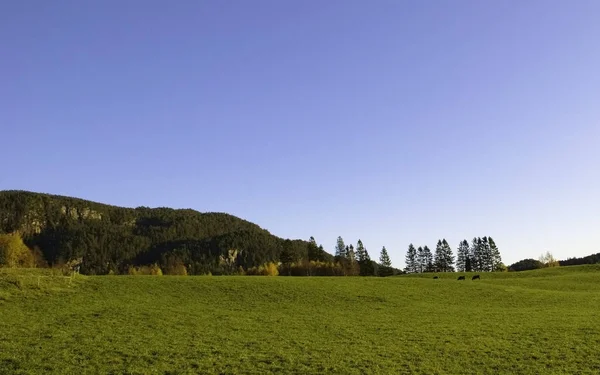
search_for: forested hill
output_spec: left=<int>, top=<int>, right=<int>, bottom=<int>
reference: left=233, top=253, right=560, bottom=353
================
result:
left=0, top=190, right=332, bottom=275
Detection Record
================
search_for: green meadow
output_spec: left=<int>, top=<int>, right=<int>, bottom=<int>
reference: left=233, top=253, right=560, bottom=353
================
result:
left=1, top=266, right=600, bottom=374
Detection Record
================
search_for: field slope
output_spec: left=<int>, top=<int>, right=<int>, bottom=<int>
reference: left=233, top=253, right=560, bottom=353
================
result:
left=1, top=266, right=600, bottom=374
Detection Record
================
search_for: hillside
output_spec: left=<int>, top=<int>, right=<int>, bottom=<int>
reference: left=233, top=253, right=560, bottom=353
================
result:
left=0, top=190, right=332, bottom=274
left=2, top=265, right=600, bottom=373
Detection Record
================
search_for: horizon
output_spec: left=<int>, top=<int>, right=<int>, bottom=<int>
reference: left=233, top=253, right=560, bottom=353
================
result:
left=2, top=1, right=599, bottom=268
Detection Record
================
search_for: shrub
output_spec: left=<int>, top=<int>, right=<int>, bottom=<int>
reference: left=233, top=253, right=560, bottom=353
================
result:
left=166, top=263, right=188, bottom=276
left=127, top=264, right=163, bottom=275
left=247, top=262, right=279, bottom=276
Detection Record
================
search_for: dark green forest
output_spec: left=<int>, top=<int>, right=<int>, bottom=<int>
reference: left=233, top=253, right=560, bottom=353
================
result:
left=0, top=191, right=338, bottom=275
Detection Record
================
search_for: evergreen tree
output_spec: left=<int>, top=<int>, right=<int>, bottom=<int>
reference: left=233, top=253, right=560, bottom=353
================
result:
left=456, top=240, right=470, bottom=272
left=422, top=246, right=434, bottom=272
left=488, top=237, right=502, bottom=271
left=404, top=244, right=418, bottom=273
left=471, top=237, right=482, bottom=272
left=465, top=256, right=472, bottom=272
left=356, top=240, right=369, bottom=262
left=378, top=246, right=394, bottom=277
left=441, top=239, right=455, bottom=272
left=307, top=236, right=322, bottom=261
left=480, top=236, right=492, bottom=271
left=417, top=246, right=425, bottom=273
left=335, top=236, right=346, bottom=258
left=344, top=244, right=359, bottom=276
left=346, top=244, right=356, bottom=263
left=356, top=239, right=375, bottom=276
left=434, top=240, right=444, bottom=272
left=379, top=246, right=392, bottom=267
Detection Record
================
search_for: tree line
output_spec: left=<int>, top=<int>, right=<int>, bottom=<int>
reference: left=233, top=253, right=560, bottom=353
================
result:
left=404, top=237, right=504, bottom=273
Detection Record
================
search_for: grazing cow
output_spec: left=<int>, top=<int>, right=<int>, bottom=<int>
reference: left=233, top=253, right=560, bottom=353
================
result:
left=472, top=275, right=481, bottom=280
left=433, top=276, right=439, bottom=279
left=457, top=276, right=465, bottom=280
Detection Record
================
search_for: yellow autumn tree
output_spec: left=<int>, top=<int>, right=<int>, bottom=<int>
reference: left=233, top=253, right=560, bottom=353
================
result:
left=0, top=232, right=35, bottom=268
left=539, top=251, right=560, bottom=268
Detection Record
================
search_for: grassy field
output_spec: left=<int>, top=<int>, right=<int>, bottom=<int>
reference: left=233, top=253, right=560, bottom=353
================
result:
left=1, top=266, right=600, bottom=374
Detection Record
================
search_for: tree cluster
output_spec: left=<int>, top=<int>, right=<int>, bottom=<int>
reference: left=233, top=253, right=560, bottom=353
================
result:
left=405, top=237, right=503, bottom=273
left=332, top=236, right=399, bottom=277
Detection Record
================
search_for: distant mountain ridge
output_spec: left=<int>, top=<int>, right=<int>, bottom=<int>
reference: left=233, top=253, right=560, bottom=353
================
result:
left=0, top=190, right=332, bottom=274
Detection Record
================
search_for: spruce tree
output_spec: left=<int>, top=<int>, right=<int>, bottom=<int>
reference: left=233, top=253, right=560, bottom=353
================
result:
left=422, top=246, right=434, bottom=272
left=434, top=240, right=444, bottom=272
left=480, top=237, right=493, bottom=271
left=488, top=237, right=502, bottom=271
left=379, top=246, right=392, bottom=267
left=347, top=244, right=356, bottom=263
left=441, top=239, right=455, bottom=272
left=379, top=246, right=393, bottom=276
left=417, top=246, right=425, bottom=273
left=404, top=244, right=418, bottom=273
left=356, top=240, right=368, bottom=262
left=356, top=239, right=374, bottom=276
left=335, top=236, right=346, bottom=258
left=471, top=237, right=482, bottom=272
left=456, top=240, right=470, bottom=272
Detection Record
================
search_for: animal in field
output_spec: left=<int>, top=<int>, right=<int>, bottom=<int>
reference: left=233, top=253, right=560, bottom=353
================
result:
left=472, top=275, right=481, bottom=280
left=457, top=276, right=465, bottom=280
left=433, top=276, right=439, bottom=279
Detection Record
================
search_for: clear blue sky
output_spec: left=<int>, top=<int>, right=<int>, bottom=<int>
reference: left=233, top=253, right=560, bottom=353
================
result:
left=2, top=0, right=599, bottom=267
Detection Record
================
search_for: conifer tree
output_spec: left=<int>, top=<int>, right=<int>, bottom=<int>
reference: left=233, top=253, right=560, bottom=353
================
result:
left=417, top=246, right=425, bottom=273
left=346, top=244, right=356, bottom=263
left=379, top=246, right=392, bottom=267
left=456, top=240, right=470, bottom=272
left=480, top=236, right=492, bottom=271
left=356, top=240, right=369, bottom=262
left=471, top=237, right=482, bottom=272
left=356, top=239, right=375, bottom=276
left=422, top=245, right=434, bottom=272
left=404, top=244, right=418, bottom=274
left=434, top=240, right=444, bottom=272
left=335, top=236, right=346, bottom=258
left=488, top=237, right=502, bottom=271
left=378, top=246, right=393, bottom=276
left=441, top=239, right=455, bottom=272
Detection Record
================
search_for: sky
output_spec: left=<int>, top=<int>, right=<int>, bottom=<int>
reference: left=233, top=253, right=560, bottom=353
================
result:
left=1, top=0, right=599, bottom=267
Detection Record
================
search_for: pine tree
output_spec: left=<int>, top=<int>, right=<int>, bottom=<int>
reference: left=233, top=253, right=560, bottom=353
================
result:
left=456, top=240, right=470, bottom=272
left=379, top=246, right=392, bottom=267
left=422, top=246, right=434, bottom=272
left=404, top=244, right=418, bottom=274
left=441, top=239, right=455, bottom=272
left=434, top=240, right=444, bottom=272
left=335, top=236, right=346, bottom=258
left=356, top=240, right=368, bottom=262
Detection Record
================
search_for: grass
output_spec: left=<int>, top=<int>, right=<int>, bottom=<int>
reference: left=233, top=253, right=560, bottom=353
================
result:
left=1, top=265, right=600, bottom=374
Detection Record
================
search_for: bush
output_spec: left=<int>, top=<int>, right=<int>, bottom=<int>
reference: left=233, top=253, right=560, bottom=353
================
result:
left=127, top=264, right=163, bottom=275
left=165, top=263, right=188, bottom=276
left=247, top=262, right=279, bottom=276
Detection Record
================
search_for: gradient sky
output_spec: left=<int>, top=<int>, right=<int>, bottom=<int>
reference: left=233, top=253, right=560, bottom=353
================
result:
left=2, top=0, right=599, bottom=267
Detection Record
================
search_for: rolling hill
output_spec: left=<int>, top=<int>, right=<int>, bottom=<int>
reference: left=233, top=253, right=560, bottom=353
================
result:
left=0, top=190, right=331, bottom=275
